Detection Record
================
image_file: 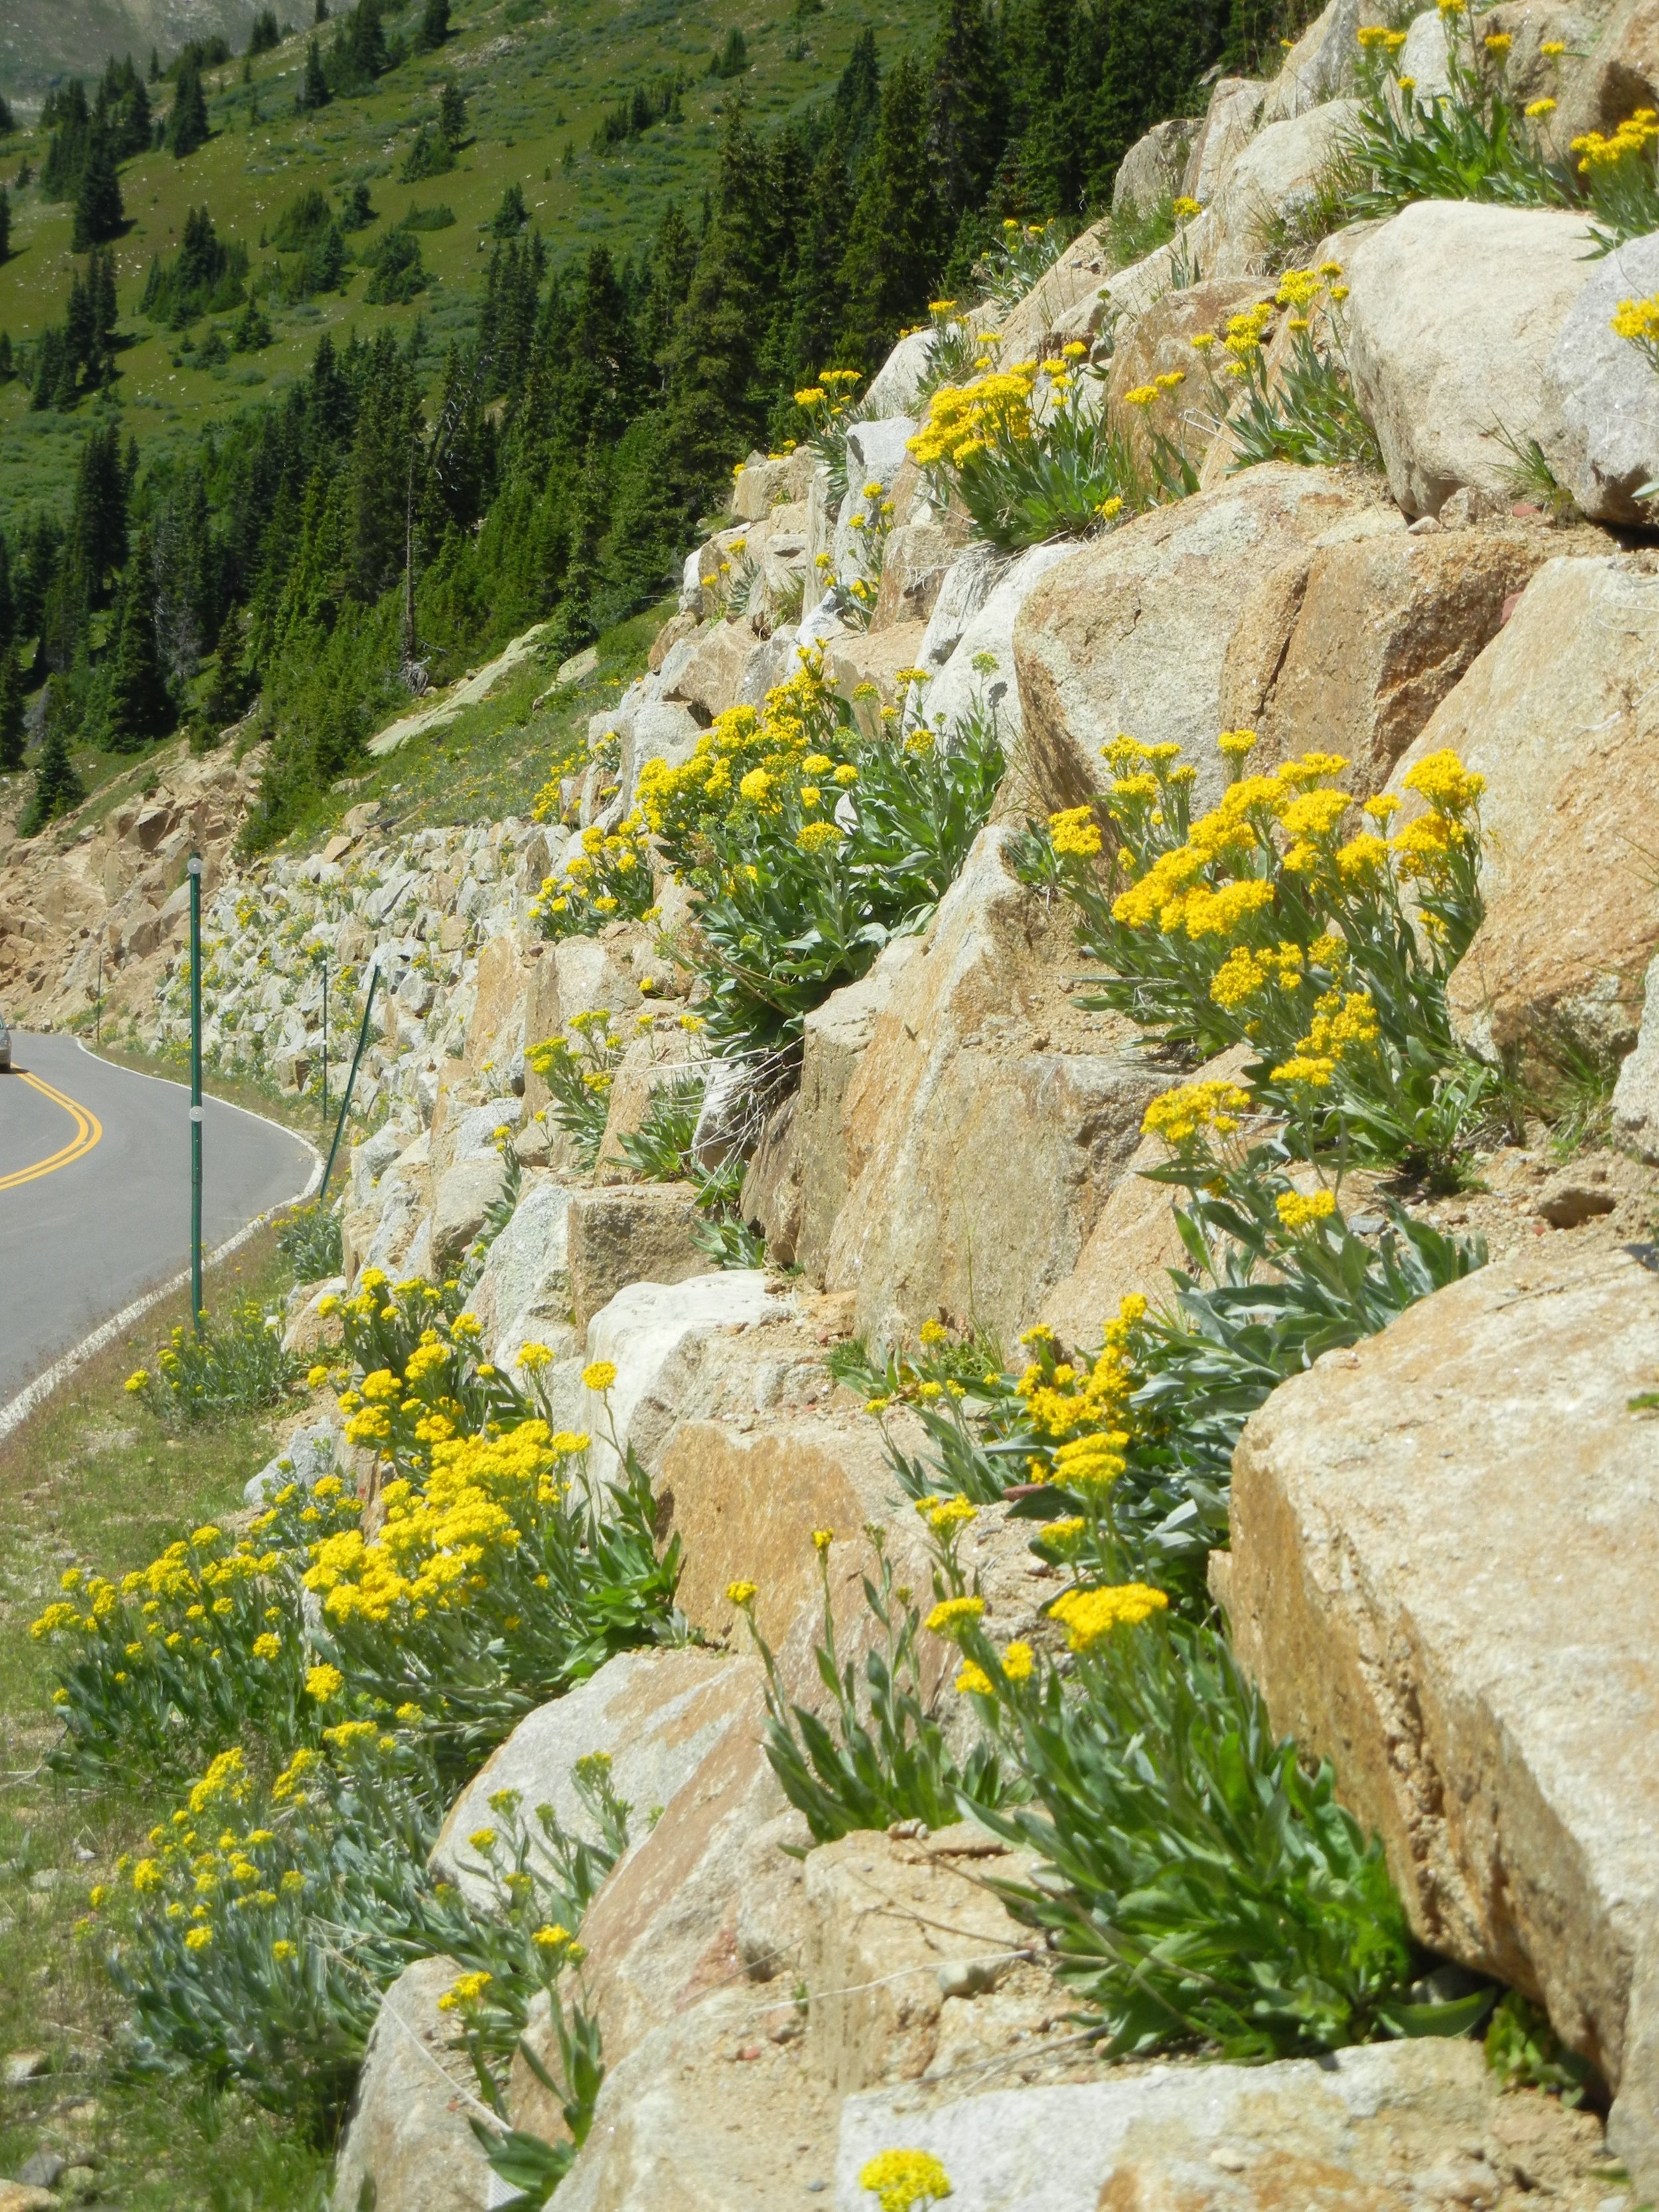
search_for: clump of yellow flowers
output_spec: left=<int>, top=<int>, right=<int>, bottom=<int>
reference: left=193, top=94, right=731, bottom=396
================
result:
left=532, top=810, right=655, bottom=939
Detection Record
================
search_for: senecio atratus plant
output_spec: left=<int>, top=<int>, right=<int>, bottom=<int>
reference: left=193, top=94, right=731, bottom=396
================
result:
left=636, top=645, right=1004, bottom=1058
left=38, top=1277, right=680, bottom=2147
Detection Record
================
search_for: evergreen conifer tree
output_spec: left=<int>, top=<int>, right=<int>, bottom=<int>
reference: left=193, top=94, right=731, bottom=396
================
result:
left=71, top=125, right=123, bottom=250
left=837, top=54, right=942, bottom=365
left=439, top=76, right=467, bottom=145
left=414, top=0, right=451, bottom=52
left=662, top=97, right=773, bottom=504
left=104, top=534, right=173, bottom=749
left=23, top=707, right=82, bottom=832
left=0, top=652, right=23, bottom=773
left=831, top=29, right=881, bottom=169
left=784, top=128, right=851, bottom=387
left=167, top=57, right=210, bottom=158
left=298, top=37, right=331, bottom=110
left=929, top=0, right=1005, bottom=226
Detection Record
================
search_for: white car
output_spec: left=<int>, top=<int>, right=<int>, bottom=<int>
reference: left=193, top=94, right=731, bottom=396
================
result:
left=0, top=1013, right=9, bottom=1071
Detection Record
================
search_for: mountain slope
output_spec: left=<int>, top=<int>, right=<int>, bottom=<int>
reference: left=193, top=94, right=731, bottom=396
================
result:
left=0, top=0, right=934, bottom=537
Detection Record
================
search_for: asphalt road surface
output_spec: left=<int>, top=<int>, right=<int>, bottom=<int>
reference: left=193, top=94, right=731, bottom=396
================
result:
left=0, top=1033, right=317, bottom=1408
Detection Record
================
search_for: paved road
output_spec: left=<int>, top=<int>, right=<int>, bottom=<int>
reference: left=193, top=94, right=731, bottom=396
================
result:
left=0, top=1033, right=318, bottom=1407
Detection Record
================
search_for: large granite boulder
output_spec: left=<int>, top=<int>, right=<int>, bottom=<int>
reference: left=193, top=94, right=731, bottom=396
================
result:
left=1391, top=552, right=1659, bottom=1070
left=1013, top=463, right=1380, bottom=818
left=820, top=828, right=1162, bottom=1354
left=1342, top=201, right=1599, bottom=517
left=1226, top=1241, right=1659, bottom=2193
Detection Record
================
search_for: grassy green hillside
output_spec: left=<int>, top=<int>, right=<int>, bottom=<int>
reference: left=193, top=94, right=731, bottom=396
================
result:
left=0, top=0, right=933, bottom=537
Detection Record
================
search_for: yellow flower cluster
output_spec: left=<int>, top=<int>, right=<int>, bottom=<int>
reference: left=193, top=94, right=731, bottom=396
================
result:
left=1573, top=106, right=1659, bottom=171
left=908, top=363, right=1039, bottom=469
left=1048, top=805, right=1104, bottom=859
left=1275, top=1187, right=1338, bottom=1232
left=1613, top=293, right=1659, bottom=371
left=532, top=812, right=652, bottom=933
left=1356, top=23, right=1407, bottom=48
left=859, top=2149, right=954, bottom=2212
left=1048, top=1581, right=1169, bottom=1654
left=636, top=652, right=853, bottom=855
left=1271, top=988, right=1381, bottom=1090
left=1141, top=1079, right=1254, bottom=1145
left=304, top=1422, right=587, bottom=1627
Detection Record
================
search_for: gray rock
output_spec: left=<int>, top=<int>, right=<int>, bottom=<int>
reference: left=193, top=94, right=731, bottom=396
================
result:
left=1540, top=232, right=1659, bottom=522
left=1613, top=951, right=1659, bottom=1160
left=432, top=1156, right=507, bottom=1270
left=244, top=1420, right=341, bottom=1507
left=429, top=1646, right=764, bottom=1906
left=1398, top=4, right=1453, bottom=98
left=580, top=1269, right=792, bottom=1483
left=837, top=2040, right=1528, bottom=2211
left=910, top=540, right=1087, bottom=746
left=331, top=1956, right=492, bottom=2212
left=861, top=329, right=938, bottom=417
left=1260, top=0, right=1368, bottom=120
left=469, top=1177, right=575, bottom=1370
left=565, top=1183, right=713, bottom=1336
left=1112, top=117, right=1199, bottom=214
left=1344, top=201, right=1598, bottom=516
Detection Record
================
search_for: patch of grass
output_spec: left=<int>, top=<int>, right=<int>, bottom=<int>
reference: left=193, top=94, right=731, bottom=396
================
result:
left=259, top=595, right=672, bottom=853
left=0, top=1221, right=336, bottom=2211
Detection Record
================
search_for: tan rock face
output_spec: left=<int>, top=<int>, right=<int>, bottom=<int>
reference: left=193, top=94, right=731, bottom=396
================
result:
left=801, top=1828, right=1047, bottom=2099
left=1013, top=463, right=1382, bottom=820
left=1390, top=552, right=1659, bottom=1070
left=993, top=219, right=1114, bottom=364
left=837, top=2038, right=1601, bottom=2212
left=1104, top=281, right=1266, bottom=481
left=1181, top=76, right=1268, bottom=204
left=1226, top=1242, right=1659, bottom=2184
left=870, top=516, right=973, bottom=633
left=1038, top=1043, right=1256, bottom=1345
left=565, top=1183, right=708, bottom=1333
left=1112, top=117, right=1199, bottom=214
left=828, top=621, right=930, bottom=732
left=819, top=828, right=1163, bottom=1353
left=655, top=1411, right=914, bottom=1664
left=332, top=1955, right=492, bottom=2212
left=1218, top=520, right=1553, bottom=798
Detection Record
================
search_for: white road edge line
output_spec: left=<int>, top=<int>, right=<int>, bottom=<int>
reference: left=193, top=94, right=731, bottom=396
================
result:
left=0, top=1045, right=324, bottom=1445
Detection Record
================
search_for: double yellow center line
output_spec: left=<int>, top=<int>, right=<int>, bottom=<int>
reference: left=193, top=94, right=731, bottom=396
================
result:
left=0, top=1071, right=104, bottom=1193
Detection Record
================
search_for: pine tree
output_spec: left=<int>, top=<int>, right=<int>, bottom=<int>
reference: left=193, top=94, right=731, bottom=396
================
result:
left=831, top=29, right=881, bottom=170
left=23, top=707, right=83, bottom=832
left=0, top=650, right=24, bottom=773
left=838, top=54, right=943, bottom=366
left=1088, top=0, right=1223, bottom=195
left=784, top=128, right=851, bottom=388
left=662, top=97, right=774, bottom=504
left=929, top=0, right=1005, bottom=227
left=414, top=0, right=451, bottom=52
left=167, top=57, right=210, bottom=158
left=298, top=37, right=331, bottom=111
left=104, top=535, right=174, bottom=750
left=71, top=125, right=123, bottom=250
left=642, top=200, right=697, bottom=370
left=440, top=76, right=467, bottom=145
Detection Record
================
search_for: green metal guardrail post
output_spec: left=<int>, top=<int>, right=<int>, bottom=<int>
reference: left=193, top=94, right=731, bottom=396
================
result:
left=188, top=853, right=204, bottom=1339
left=317, top=962, right=380, bottom=1206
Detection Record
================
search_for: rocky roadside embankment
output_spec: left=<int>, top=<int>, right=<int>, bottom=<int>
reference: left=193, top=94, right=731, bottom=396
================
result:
left=13, top=0, right=1659, bottom=2203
